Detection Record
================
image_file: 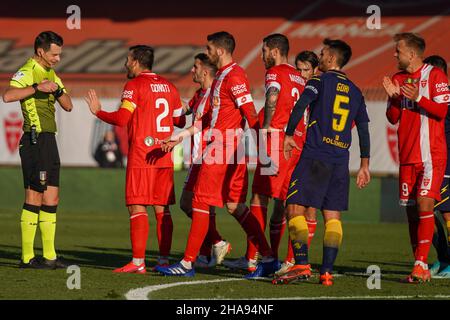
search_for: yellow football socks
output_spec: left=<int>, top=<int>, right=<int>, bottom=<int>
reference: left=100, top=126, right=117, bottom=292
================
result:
left=288, top=215, right=309, bottom=244
left=20, top=209, right=39, bottom=263
left=447, top=220, right=450, bottom=244
left=324, top=219, right=343, bottom=248
left=39, top=210, right=57, bottom=260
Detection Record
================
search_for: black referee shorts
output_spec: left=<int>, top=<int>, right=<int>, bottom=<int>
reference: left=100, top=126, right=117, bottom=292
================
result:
left=19, top=132, right=60, bottom=193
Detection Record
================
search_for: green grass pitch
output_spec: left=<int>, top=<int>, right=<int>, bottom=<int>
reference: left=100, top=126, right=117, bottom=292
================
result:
left=0, top=167, right=448, bottom=300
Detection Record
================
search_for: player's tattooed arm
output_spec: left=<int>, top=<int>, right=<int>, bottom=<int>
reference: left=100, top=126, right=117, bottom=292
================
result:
left=262, top=86, right=280, bottom=129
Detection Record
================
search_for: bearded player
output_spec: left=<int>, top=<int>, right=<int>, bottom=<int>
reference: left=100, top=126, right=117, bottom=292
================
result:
left=158, top=31, right=279, bottom=278
left=85, top=45, right=186, bottom=273
left=223, top=34, right=308, bottom=274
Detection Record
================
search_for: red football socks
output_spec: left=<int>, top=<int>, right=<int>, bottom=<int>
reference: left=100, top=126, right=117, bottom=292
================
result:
left=306, top=218, right=317, bottom=247
left=269, top=218, right=286, bottom=259
left=415, top=211, right=434, bottom=263
left=184, top=201, right=210, bottom=262
left=246, top=204, right=267, bottom=260
left=407, top=213, right=419, bottom=255
left=130, top=212, right=149, bottom=259
left=208, top=209, right=223, bottom=245
left=285, top=238, right=294, bottom=263
left=155, top=209, right=173, bottom=257
left=236, top=206, right=272, bottom=258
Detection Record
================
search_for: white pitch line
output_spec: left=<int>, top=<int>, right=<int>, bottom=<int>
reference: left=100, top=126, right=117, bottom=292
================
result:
left=125, top=278, right=244, bottom=300
left=125, top=276, right=450, bottom=300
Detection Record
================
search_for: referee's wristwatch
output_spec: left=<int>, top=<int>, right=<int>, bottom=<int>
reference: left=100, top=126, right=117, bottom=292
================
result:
left=32, top=83, right=39, bottom=92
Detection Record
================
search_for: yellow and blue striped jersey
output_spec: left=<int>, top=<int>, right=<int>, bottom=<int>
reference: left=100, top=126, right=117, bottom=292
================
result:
left=300, top=70, right=369, bottom=164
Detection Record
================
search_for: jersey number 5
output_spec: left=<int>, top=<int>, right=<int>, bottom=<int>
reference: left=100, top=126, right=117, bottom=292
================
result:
left=332, top=94, right=350, bottom=132
left=155, top=98, right=170, bottom=132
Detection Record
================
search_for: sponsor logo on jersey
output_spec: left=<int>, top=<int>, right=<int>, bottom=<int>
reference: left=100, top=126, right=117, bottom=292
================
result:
left=144, top=136, right=155, bottom=147
left=122, top=90, right=134, bottom=100
left=266, top=73, right=277, bottom=81
left=236, top=94, right=253, bottom=107
left=231, top=83, right=248, bottom=96
left=433, top=94, right=450, bottom=103
left=435, top=82, right=449, bottom=93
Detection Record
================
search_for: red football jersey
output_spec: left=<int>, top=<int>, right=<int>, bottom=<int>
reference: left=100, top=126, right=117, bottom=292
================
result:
left=387, top=64, right=449, bottom=164
left=262, top=63, right=307, bottom=146
left=121, top=72, right=183, bottom=168
left=206, top=62, right=257, bottom=144
left=188, top=87, right=211, bottom=163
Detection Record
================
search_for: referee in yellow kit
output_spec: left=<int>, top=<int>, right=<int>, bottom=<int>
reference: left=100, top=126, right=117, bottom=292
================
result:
left=2, top=31, right=73, bottom=269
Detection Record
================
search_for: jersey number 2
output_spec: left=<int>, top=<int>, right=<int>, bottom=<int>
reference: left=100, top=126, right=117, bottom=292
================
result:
left=291, top=87, right=308, bottom=125
left=332, top=94, right=349, bottom=132
left=156, top=98, right=170, bottom=132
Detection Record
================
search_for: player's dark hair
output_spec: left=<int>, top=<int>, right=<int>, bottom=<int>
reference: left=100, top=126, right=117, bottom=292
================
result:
left=34, top=31, right=63, bottom=54
left=129, top=45, right=154, bottom=70
left=295, top=50, right=319, bottom=69
left=207, top=31, right=235, bottom=54
left=263, top=33, right=289, bottom=57
left=323, top=38, right=352, bottom=68
left=423, top=55, right=447, bottom=76
left=194, top=53, right=217, bottom=74
left=394, top=32, right=426, bottom=56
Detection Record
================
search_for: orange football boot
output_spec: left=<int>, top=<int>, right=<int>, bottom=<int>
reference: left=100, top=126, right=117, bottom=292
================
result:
left=319, top=272, right=334, bottom=286
left=272, top=264, right=312, bottom=285
left=113, top=262, right=146, bottom=274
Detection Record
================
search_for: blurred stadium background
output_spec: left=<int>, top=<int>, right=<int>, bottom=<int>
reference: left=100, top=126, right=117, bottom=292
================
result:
left=0, top=0, right=449, bottom=299
left=1, top=0, right=449, bottom=220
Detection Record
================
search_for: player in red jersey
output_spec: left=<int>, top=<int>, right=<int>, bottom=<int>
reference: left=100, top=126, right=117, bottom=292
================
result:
left=158, top=31, right=278, bottom=278
left=223, top=34, right=308, bottom=273
left=384, top=33, right=450, bottom=283
left=180, top=53, right=229, bottom=268
left=85, top=45, right=186, bottom=274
